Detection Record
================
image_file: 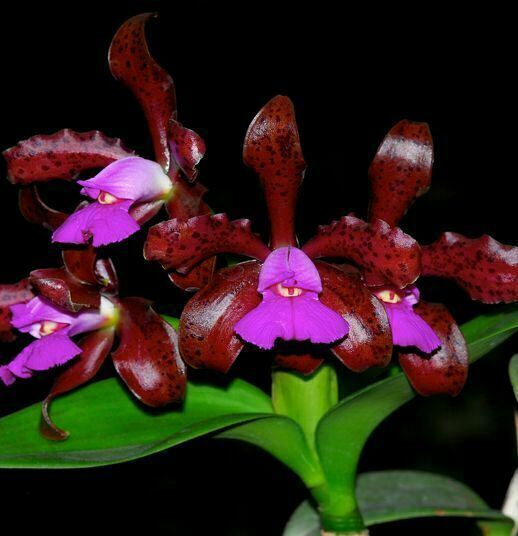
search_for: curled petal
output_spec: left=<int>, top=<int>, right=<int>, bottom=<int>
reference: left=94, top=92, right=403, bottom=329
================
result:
left=179, top=262, right=262, bottom=372
left=19, top=186, right=67, bottom=230
left=303, top=216, right=421, bottom=288
left=243, top=95, right=306, bottom=248
left=109, top=13, right=176, bottom=170
left=168, top=259, right=216, bottom=292
left=317, top=262, right=392, bottom=372
left=273, top=354, right=324, bottom=375
left=3, top=129, right=134, bottom=185
left=94, top=258, right=119, bottom=294
left=399, top=302, right=468, bottom=396
left=421, top=233, right=518, bottom=304
left=41, top=327, right=115, bottom=440
left=0, top=279, right=34, bottom=343
left=5, top=331, right=81, bottom=382
left=52, top=200, right=140, bottom=247
left=30, top=268, right=101, bottom=312
left=368, top=120, right=433, bottom=226
left=77, top=157, right=171, bottom=202
left=112, top=298, right=186, bottom=406
left=145, top=213, right=270, bottom=273
left=169, top=120, right=206, bottom=182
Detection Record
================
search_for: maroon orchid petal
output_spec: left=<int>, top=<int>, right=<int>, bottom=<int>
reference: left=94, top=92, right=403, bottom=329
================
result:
left=421, top=232, right=518, bottom=304
left=165, top=180, right=209, bottom=220
left=168, top=260, right=216, bottom=292
left=145, top=213, right=270, bottom=274
left=0, top=279, right=34, bottom=343
left=368, top=120, right=433, bottom=226
left=112, top=297, right=186, bottom=406
left=303, top=216, right=421, bottom=288
left=29, top=268, right=101, bottom=312
left=130, top=199, right=164, bottom=226
left=19, top=186, right=67, bottom=230
left=274, top=354, right=324, bottom=375
left=399, top=301, right=468, bottom=396
left=169, top=120, right=206, bottom=182
left=179, top=262, right=261, bottom=372
left=243, top=95, right=306, bottom=248
left=41, top=327, right=115, bottom=440
left=317, top=262, right=392, bottom=372
left=4, top=129, right=135, bottom=185
left=109, top=13, right=176, bottom=170
left=94, top=258, right=119, bottom=294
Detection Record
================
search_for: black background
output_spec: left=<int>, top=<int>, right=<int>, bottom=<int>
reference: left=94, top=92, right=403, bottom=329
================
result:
left=0, top=3, right=516, bottom=535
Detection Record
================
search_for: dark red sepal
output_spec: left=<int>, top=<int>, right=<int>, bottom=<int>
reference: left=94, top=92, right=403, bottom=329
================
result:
left=62, top=247, right=98, bottom=286
left=130, top=199, right=165, bottom=226
left=368, top=120, right=433, bottom=226
left=145, top=213, right=270, bottom=273
left=29, top=268, right=100, bottom=312
left=168, top=259, right=216, bottom=292
left=3, top=129, right=134, bottom=184
left=0, top=279, right=34, bottom=342
left=421, top=233, right=518, bottom=304
left=303, top=216, right=421, bottom=288
left=317, top=262, right=392, bottom=372
left=40, top=327, right=115, bottom=440
left=179, top=262, right=261, bottom=372
left=243, top=95, right=306, bottom=248
left=109, top=13, right=176, bottom=170
left=399, top=301, right=468, bottom=396
left=19, top=186, right=67, bottom=230
left=112, top=297, right=186, bottom=406
left=94, top=258, right=119, bottom=294
left=274, top=354, right=324, bottom=375
left=169, top=120, right=206, bottom=182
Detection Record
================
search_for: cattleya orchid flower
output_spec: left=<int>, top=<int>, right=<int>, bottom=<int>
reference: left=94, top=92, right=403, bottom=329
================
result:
left=52, top=157, right=173, bottom=246
left=303, top=119, right=518, bottom=395
left=3, top=13, right=213, bottom=291
left=0, top=247, right=185, bottom=439
left=145, top=95, right=422, bottom=378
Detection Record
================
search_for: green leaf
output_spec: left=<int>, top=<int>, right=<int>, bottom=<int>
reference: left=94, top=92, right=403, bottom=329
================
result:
left=509, top=354, right=518, bottom=401
left=161, top=314, right=180, bottom=330
left=0, top=377, right=273, bottom=469
left=314, top=304, right=518, bottom=521
left=217, top=416, right=325, bottom=488
left=283, top=471, right=511, bottom=535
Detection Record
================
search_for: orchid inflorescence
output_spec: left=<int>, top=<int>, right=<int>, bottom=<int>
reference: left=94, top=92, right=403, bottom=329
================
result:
left=1, top=12, right=518, bottom=444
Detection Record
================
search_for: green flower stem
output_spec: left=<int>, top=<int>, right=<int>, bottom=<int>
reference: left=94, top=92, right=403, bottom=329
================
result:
left=272, top=365, right=367, bottom=534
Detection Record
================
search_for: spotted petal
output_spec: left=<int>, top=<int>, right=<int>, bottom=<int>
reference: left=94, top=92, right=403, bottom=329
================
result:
left=145, top=214, right=270, bottom=273
left=179, top=262, right=262, bottom=372
left=421, top=233, right=518, bottom=304
left=41, top=327, right=115, bottom=440
left=0, top=279, right=34, bottom=343
left=243, top=95, right=306, bottom=248
left=303, top=216, right=421, bottom=288
left=30, top=268, right=100, bottom=312
left=111, top=298, right=186, bottom=406
left=3, top=129, right=134, bottom=185
left=317, top=262, right=392, bottom=372
left=109, top=13, right=176, bottom=170
left=368, top=120, right=433, bottom=226
left=399, top=301, right=468, bottom=396
left=169, top=120, right=206, bottom=182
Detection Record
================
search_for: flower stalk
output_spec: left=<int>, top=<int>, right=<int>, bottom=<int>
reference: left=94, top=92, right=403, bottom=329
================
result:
left=272, top=364, right=368, bottom=534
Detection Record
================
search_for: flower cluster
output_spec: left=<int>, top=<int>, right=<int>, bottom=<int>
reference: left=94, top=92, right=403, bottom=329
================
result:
left=2, top=12, right=518, bottom=445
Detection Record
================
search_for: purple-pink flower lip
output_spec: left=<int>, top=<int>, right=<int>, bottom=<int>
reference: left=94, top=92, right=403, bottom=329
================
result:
left=234, top=247, right=349, bottom=350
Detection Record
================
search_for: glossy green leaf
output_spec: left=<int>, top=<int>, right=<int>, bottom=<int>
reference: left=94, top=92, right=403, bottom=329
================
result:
left=314, top=304, right=518, bottom=521
left=283, top=471, right=511, bottom=535
left=509, top=354, right=518, bottom=401
left=0, top=377, right=273, bottom=469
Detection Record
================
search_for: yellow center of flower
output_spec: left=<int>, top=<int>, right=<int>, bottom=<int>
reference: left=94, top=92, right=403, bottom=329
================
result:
left=375, top=289, right=402, bottom=304
left=39, top=320, right=66, bottom=336
left=98, top=191, right=120, bottom=205
left=276, top=283, right=303, bottom=297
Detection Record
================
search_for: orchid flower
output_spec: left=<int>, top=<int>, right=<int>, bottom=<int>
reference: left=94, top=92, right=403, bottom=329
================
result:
left=0, top=247, right=186, bottom=439
left=3, top=14, right=213, bottom=291
left=304, top=120, right=518, bottom=395
left=145, top=96, right=425, bottom=377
